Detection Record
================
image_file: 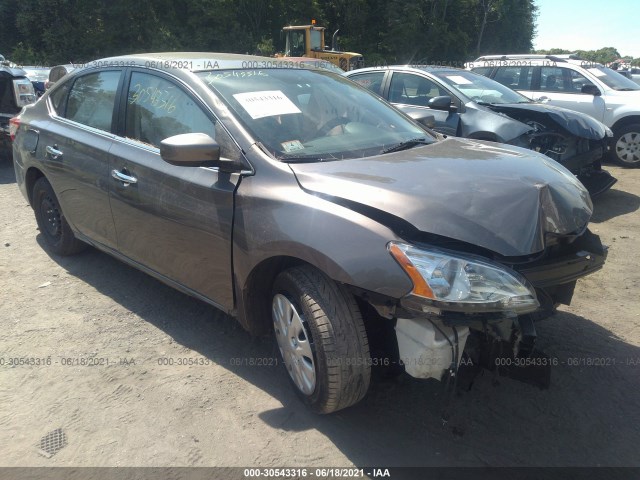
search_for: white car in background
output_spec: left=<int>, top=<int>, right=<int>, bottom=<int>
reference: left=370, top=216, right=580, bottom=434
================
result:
left=470, top=54, right=640, bottom=167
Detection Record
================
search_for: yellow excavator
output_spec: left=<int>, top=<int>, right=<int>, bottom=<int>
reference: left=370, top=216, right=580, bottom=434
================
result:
left=280, top=21, right=364, bottom=71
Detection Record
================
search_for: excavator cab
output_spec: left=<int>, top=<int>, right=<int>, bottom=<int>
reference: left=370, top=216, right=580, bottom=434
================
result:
left=281, top=22, right=364, bottom=71
left=283, top=25, right=324, bottom=57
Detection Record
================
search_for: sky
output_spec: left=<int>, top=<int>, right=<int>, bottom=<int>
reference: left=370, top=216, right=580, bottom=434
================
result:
left=533, top=0, right=639, bottom=58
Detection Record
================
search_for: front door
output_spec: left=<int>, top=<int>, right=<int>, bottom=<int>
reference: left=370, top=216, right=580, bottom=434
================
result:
left=534, top=66, right=606, bottom=122
left=108, top=70, right=243, bottom=309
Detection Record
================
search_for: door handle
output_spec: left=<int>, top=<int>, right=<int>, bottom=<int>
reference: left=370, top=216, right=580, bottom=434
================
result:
left=111, top=169, right=138, bottom=186
left=45, top=145, right=63, bottom=159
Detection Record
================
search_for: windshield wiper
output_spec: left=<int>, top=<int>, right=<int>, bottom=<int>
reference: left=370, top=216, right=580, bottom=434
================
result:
left=381, top=138, right=431, bottom=154
left=615, top=88, right=638, bottom=91
left=278, top=152, right=339, bottom=163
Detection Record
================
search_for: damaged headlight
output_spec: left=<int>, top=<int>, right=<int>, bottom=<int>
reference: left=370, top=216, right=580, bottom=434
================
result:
left=388, top=242, right=539, bottom=314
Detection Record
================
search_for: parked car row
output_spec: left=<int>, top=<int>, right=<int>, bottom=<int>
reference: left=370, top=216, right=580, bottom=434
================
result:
left=346, top=65, right=617, bottom=196
left=1, top=57, right=77, bottom=161
left=11, top=53, right=608, bottom=413
left=1, top=61, right=37, bottom=161
left=469, top=54, right=640, bottom=168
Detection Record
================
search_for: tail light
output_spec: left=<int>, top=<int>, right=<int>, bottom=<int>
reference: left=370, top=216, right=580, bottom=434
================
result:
left=9, top=117, right=20, bottom=141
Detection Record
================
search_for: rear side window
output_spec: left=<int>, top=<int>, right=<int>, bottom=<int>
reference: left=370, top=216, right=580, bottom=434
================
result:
left=125, top=72, right=215, bottom=148
left=493, top=66, right=533, bottom=90
left=64, top=71, right=121, bottom=131
left=388, top=72, right=448, bottom=105
left=470, top=66, right=492, bottom=77
left=349, top=71, right=385, bottom=95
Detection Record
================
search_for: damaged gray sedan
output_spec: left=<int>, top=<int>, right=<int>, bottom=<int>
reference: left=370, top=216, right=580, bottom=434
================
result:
left=347, top=66, right=617, bottom=197
left=13, top=53, right=606, bottom=413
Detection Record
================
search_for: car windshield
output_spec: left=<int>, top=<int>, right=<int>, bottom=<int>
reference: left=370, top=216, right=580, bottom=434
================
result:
left=197, top=68, right=431, bottom=162
left=432, top=69, right=531, bottom=104
left=587, top=66, right=640, bottom=91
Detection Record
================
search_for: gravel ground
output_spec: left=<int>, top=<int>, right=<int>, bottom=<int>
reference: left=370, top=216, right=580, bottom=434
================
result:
left=0, top=159, right=639, bottom=470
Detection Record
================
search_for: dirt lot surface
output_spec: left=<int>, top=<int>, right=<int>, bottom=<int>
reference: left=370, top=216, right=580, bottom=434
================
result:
left=1, top=159, right=639, bottom=470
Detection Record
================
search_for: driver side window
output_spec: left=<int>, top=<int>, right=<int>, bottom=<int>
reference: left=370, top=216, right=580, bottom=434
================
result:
left=125, top=72, right=214, bottom=148
left=124, top=72, right=241, bottom=161
left=567, top=69, right=595, bottom=93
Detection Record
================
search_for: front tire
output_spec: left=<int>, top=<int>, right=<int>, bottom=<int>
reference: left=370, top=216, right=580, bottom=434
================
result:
left=271, top=266, right=370, bottom=413
left=610, top=123, right=640, bottom=167
left=32, top=177, right=85, bottom=256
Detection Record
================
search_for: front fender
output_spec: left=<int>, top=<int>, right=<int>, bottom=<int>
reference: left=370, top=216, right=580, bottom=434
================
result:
left=233, top=174, right=412, bottom=299
left=459, top=105, right=530, bottom=143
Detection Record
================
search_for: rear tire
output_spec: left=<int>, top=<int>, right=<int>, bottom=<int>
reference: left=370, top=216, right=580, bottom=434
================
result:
left=271, top=265, right=370, bottom=413
left=610, top=123, right=640, bottom=167
left=32, top=177, right=86, bottom=256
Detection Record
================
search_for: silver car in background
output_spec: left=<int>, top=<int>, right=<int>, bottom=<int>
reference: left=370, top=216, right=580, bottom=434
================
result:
left=471, top=54, right=640, bottom=167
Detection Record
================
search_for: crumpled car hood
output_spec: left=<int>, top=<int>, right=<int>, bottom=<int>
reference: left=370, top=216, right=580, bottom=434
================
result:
left=487, top=103, right=607, bottom=140
left=290, top=138, right=593, bottom=257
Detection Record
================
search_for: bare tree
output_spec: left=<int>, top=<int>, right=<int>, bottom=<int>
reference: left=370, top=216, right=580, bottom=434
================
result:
left=476, top=0, right=501, bottom=56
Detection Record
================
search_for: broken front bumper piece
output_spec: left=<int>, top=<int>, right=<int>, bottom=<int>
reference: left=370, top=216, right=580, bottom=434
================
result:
left=395, top=319, right=469, bottom=380
left=393, top=230, right=607, bottom=384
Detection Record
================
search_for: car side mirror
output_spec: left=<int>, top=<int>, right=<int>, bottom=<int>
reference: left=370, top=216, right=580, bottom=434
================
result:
left=581, top=84, right=601, bottom=96
left=428, top=95, right=454, bottom=111
left=407, top=111, right=436, bottom=129
left=160, top=133, right=242, bottom=172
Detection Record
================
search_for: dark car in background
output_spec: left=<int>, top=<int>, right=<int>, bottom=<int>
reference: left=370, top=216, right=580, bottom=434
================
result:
left=347, top=66, right=616, bottom=196
left=1, top=61, right=36, bottom=161
left=12, top=53, right=606, bottom=413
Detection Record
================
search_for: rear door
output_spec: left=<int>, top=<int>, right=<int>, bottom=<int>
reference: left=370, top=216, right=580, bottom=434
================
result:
left=348, top=70, right=387, bottom=96
left=487, top=65, right=538, bottom=102
left=38, top=69, right=123, bottom=248
left=108, top=69, right=244, bottom=309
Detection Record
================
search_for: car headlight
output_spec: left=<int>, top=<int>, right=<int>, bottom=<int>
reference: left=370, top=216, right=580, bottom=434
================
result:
left=388, top=242, right=539, bottom=314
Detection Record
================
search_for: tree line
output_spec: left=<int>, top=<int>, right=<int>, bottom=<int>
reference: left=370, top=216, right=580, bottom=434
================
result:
left=1, top=0, right=537, bottom=66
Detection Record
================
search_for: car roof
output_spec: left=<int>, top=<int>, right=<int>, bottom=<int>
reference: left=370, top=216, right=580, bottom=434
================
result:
left=0, top=64, right=28, bottom=77
left=281, top=57, right=345, bottom=73
left=348, top=65, right=462, bottom=75
left=87, top=52, right=331, bottom=73
left=473, top=54, right=604, bottom=68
